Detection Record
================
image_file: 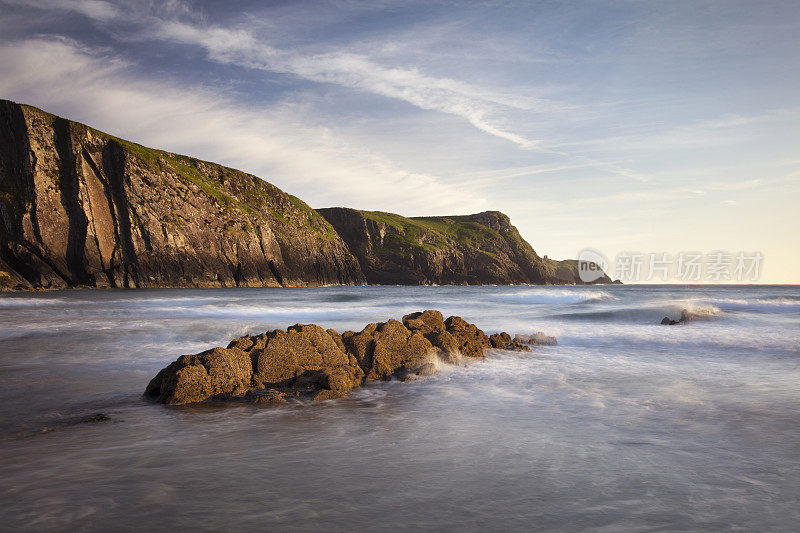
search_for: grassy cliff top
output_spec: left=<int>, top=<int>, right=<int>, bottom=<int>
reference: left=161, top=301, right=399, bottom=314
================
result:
left=356, top=210, right=514, bottom=256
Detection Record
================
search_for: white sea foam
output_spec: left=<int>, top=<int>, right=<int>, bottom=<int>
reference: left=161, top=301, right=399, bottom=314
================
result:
left=0, top=285, right=798, bottom=531
left=495, top=289, right=614, bottom=305
left=0, top=297, right=72, bottom=307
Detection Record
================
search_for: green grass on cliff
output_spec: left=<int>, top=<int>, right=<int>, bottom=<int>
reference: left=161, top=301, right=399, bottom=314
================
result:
left=109, top=137, right=256, bottom=216
left=358, top=210, right=503, bottom=256
left=413, top=216, right=501, bottom=248
left=106, top=135, right=334, bottom=239
left=288, top=195, right=339, bottom=240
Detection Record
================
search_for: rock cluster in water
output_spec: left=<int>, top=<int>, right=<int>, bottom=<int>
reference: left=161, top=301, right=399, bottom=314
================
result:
left=660, top=308, right=717, bottom=325
left=145, top=310, right=549, bottom=406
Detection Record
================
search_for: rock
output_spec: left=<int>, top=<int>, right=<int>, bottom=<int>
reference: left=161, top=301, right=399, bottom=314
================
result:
left=341, top=323, right=379, bottom=369
left=443, top=316, right=491, bottom=358
left=410, top=362, right=437, bottom=377
left=514, top=332, right=557, bottom=346
left=227, top=335, right=255, bottom=351
left=660, top=308, right=717, bottom=325
left=426, top=330, right=462, bottom=362
left=368, top=320, right=433, bottom=380
left=402, top=310, right=445, bottom=335
left=80, top=413, right=110, bottom=424
left=244, top=389, right=287, bottom=406
left=313, top=389, right=349, bottom=402
left=489, top=332, right=531, bottom=352
left=402, top=310, right=470, bottom=362
left=251, top=324, right=362, bottom=390
left=146, top=324, right=364, bottom=406
left=145, top=346, right=253, bottom=405
left=343, top=319, right=434, bottom=381
left=145, top=310, right=513, bottom=406
left=326, top=328, right=347, bottom=352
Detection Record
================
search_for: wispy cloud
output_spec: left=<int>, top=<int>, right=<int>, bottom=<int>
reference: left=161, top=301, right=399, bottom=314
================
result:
left=2, top=0, right=123, bottom=21
left=3, top=0, right=559, bottom=151
left=1, top=0, right=798, bottom=281
left=151, top=19, right=565, bottom=151
left=552, top=109, right=800, bottom=153
left=0, top=38, right=487, bottom=213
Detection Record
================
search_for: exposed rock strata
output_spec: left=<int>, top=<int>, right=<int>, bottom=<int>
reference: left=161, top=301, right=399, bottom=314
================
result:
left=318, top=208, right=611, bottom=285
left=0, top=100, right=364, bottom=289
left=145, top=310, right=542, bottom=406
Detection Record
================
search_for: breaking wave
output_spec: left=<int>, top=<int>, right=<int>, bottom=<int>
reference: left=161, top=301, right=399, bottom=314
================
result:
left=495, top=289, right=614, bottom=305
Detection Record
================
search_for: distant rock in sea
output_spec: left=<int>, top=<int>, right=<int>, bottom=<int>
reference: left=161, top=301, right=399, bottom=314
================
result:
left=660, top=307, right=720, bottom=325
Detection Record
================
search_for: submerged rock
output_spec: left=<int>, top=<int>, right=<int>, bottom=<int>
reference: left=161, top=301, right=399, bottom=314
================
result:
left=660, top=307, right=718, bottom=325
left=146, top=310, right=540, bottom=406
left=514, top=332, right=558, bottom=346
left=80, top=413, right=111, bottom=424
left=489, top=332, right=531, bottom=352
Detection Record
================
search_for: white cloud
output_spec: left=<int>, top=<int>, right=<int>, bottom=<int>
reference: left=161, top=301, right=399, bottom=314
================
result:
left=1, top=0, right=558, bottom=151
left=0, top=38, right=487, bottom=214
left=553, top=109, right=800, bottom=154
left=2, top=0, right=121, bottom=21
left=149, top=20, right=552, bottom=151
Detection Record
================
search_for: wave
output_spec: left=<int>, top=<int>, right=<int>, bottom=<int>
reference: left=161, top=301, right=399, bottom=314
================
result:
left=546, top=321, right=800, bottom=355
left=550, top=294, right=798, bottom=325
left=551, top=302, right=723, bottom=324
left=495, top=289, right=614, bottom=305
left=676, top=303, right=722, bottom=320
left=690, top=297, right=800, bottom=313
left=0, top=297, right=73, bottom=307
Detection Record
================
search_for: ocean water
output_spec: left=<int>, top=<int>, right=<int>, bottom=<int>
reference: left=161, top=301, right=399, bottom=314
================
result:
left=0, top=285, right=798, bottom=531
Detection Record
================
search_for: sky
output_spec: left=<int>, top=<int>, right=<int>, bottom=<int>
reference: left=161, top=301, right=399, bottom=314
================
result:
left=0, top=0, right=798, bottom=283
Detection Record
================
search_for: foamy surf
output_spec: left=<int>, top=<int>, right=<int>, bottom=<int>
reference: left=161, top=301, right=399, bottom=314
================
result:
left=0, top=284, right=798, bottom=531
left=495, top=288, right=614, bottom=305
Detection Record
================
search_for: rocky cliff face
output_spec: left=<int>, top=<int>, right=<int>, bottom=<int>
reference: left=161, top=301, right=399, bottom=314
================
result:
left=0, top=100, right=365, bottom=289
left=0, top=100, right=609, bottom=289
left=318, top=208, right=609, bottom=285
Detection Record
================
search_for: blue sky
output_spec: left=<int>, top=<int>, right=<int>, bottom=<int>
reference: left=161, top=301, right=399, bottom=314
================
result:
left=1, top=0, right=798, bottom=282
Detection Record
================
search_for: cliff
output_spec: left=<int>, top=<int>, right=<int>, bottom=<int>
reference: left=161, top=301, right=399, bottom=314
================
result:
left=318, top=208, right=609, bottom=285
left=0, top=100, right=364, bottom=289
left=0, top=100, right=609, bottom=289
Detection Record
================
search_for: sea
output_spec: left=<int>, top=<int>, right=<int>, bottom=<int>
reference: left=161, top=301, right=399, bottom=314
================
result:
left=0, top=284, right=798, bottom=531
